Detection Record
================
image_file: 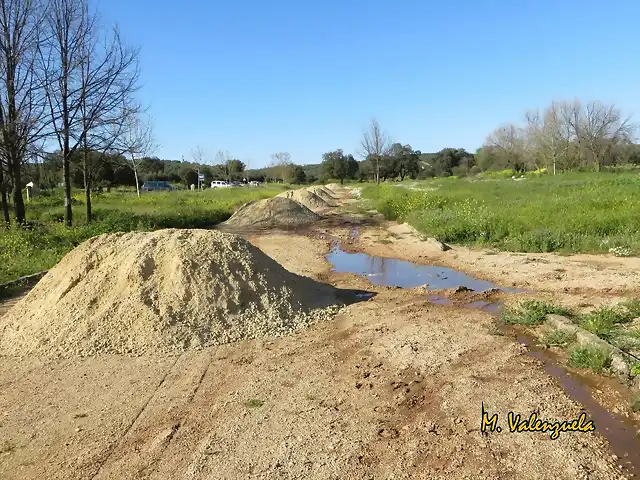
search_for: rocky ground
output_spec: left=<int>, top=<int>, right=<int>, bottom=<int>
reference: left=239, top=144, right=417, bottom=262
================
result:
left=1, top=188, right=640, bottom=479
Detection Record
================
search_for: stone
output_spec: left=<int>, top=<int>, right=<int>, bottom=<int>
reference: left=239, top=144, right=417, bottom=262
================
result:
left=425, top=237, right=451, bottom=251
left=610, top=352, right=631, bottom=377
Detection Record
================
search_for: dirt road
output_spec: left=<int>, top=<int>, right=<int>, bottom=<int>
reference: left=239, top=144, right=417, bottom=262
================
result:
left=1, top=190, right=639, bottom=479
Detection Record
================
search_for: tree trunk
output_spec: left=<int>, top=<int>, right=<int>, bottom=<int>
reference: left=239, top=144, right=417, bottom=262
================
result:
left=1, top=188, right=9, bottom=224
left=63, top=151, right=72, bottom=226
left=375, top=157, right=380, bottom=184
left=340, top=177, right=344, bottom=185
left=83, top=151, right=92, bottom=222
left=132, top=156, right=140, bottom=198
left=85, top=182, right=92, bottom=223
left=83, top=167, right=92, bottom=223
left=0, top=169, right=9, bottom=224
left=11, top=154, right=25, bottom=223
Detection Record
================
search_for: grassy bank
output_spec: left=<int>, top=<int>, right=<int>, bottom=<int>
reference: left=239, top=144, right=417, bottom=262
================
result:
left=0, top=186, right=285, bottom=284
left=359, top=172, right=640, bottom=254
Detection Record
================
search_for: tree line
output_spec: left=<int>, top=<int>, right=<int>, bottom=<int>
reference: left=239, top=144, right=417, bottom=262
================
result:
left=477, top=99, right=640, bottom=173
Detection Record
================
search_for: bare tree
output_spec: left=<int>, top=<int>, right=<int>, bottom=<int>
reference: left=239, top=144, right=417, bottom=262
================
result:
left=485, top=123, right=527, bottom=172
left=40, top=0, right=140, bottom=226
left=0, top=0, right=49, bottom=223
left=573, top=100, right=635, bottom=172
left=359, top=118, right=390, bottom=184
left=525, top=101, right=574, bottom=174
left=214, top=150, right=232, bottom=182
left=270, top=152, right=292, bottom=183
left=190, top=145, right=206, bottom=189
left=114, top=105, right=155, bottom=198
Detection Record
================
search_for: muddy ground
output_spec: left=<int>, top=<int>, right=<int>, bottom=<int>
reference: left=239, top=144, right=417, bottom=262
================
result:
left=1, top=191, right=640, bottom=479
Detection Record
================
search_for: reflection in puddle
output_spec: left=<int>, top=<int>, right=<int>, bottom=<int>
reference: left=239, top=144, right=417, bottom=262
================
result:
left=326, top=244, right=522, bottom=293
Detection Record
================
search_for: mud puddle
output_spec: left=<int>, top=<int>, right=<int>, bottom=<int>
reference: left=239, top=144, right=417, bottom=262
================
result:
left=517, top=332, right=640, bottom=477
left=328, top=242, right=640, bottom=476
left=326, top=244, right=522, bottom=293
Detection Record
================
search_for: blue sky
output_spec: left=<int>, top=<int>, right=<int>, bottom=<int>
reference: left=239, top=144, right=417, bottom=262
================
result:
left=97, top=0, right=640, bottom=168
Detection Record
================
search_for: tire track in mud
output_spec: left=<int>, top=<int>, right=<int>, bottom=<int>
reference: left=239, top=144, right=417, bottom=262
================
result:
left=88, top=354, right=182, bottom=479
left=91, top=352, right=216, bottom=479
left=139, top=356, right=214, bottom=478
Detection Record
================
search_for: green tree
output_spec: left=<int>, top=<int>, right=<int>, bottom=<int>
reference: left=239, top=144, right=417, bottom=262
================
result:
left=292, top=165, right=307, bottom=184
left=322, top=149, right=359, bottom=184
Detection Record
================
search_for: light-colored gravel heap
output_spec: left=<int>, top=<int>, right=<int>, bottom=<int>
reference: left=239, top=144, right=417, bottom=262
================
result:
left=223, top=196, right=321, bottom=229
left=276, top=188, right=330, bottom=211
left=0, top=229, right=341, bottom=358
left=306, top=186, right=339, bottom=205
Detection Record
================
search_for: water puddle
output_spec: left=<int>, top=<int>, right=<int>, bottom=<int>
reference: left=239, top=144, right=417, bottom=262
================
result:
left=517, top=332, right=640, bottom=477
left=326, top=244, right=522, bottom=293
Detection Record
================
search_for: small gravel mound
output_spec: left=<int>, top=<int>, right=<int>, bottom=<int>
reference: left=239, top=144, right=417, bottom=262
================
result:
left=0, top=229, right=341, bottom=358
left=307, top=186, right=339, bottom=205
left=223, top=196, right=321, bottom=229
left=277, top=189, right=331, bottom=211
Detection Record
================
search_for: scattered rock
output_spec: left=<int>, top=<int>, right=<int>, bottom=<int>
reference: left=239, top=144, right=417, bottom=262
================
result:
left=452, top=286, right=473, bottom=294
left=425, top=237, right=451, bottom=251
left=611, top=352, right=631, bottom=377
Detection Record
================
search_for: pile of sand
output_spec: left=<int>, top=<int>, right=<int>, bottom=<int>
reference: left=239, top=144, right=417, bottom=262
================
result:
left=307, top=186, right=339, bottom=205
left=223, top=196, right=321, bottom=229
left=0, top=229, right=341, bottom=358
left=276, top=189, right=330, bottom=211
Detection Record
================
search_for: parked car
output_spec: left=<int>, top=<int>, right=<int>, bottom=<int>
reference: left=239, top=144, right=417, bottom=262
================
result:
left=249, top=181, right=261, bottom=187
left=210, top=180, right=231, bottom=188
left=141, top=181, right=173, bottom=192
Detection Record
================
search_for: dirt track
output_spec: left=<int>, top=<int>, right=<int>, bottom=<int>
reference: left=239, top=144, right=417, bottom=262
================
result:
left=1, top=188, right=640, bottom=479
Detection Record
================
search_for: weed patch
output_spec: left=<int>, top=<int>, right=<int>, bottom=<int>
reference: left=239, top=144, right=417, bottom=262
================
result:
left=568, top=345, right=612, bottom=373
left=501, top=300, right=574, bottom=327
left=541, top=329, right=577, bottom=348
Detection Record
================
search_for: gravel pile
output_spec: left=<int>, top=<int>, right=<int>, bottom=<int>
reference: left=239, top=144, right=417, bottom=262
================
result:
left=222, top=196, right=321, bottom=229
left=306, top=186, right=339, bottom=206
left=276, top=189, right=331, bottom=211
left=0, top=229, right=341, bottom=358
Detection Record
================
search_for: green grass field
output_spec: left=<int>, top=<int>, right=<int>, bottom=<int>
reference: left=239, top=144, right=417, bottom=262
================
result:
left=359, top=172, right=640, bottom=255
left=0, top=186, right=286, bottom=284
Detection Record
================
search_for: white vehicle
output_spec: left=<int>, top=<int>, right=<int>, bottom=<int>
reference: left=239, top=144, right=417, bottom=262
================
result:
left=210, top=180, right=231, bottom=188
left=249, top=181, right=261, bottom=187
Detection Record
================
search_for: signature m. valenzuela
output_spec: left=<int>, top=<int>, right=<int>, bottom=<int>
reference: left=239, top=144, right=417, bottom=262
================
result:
left=480, top=402, right=595, bottom=439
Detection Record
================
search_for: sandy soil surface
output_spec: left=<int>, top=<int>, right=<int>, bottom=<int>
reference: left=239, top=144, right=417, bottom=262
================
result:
left=1, top=189, right=639, bottom=479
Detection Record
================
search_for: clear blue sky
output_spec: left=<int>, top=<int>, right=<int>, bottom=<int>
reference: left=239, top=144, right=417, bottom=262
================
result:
left=97, top=0, right=640, bottom=168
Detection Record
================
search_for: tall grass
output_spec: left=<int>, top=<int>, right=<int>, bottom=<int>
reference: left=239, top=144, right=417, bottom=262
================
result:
left=0, top=186, right=285, bottom=284
left=361, top=172, right=640, bottom=254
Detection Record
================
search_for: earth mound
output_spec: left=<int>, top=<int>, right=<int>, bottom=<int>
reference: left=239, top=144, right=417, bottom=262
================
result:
left=223, top=196, right=321, bottom=229
left=276, top=189, right=330, bottom=211
left=306, top=186, right=339, bottom=205
left=0, top=229, right=340, bottom=358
